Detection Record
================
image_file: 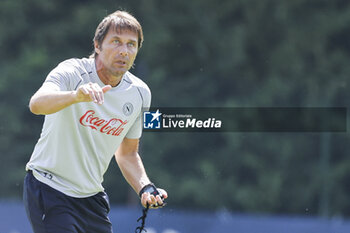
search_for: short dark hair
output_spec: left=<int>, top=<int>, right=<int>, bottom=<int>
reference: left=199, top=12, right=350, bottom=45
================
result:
left=90, top=10, right=144, bottom=58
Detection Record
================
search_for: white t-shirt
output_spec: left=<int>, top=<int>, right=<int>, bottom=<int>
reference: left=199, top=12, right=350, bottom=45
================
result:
left=26, top=58, right=151, bottom=198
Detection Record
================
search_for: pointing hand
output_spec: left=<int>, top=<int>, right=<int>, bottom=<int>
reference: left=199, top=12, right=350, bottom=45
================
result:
left=75, top=83, right=112, bottom=104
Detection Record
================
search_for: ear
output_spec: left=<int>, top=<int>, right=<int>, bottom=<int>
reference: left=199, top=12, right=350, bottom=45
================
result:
left=94, top=41, right=101, bottom=54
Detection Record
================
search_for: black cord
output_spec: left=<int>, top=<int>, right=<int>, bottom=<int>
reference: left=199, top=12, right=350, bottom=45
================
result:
left=135, top=204, right=149, bottom=233
left=135, top=183, right=166, bottom=233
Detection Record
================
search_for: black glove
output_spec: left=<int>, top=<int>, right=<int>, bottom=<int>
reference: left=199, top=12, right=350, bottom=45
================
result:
left=139, top=183, right=165, bottom=208
left=135, top=183, right=166, bottom=233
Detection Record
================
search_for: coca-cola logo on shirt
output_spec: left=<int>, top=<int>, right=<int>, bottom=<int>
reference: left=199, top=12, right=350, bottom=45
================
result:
left=79, top=110, right=128, bottom=136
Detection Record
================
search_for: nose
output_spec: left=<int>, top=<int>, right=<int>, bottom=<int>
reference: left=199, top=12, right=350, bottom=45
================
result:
left=119, top=45, right=128, bottom=57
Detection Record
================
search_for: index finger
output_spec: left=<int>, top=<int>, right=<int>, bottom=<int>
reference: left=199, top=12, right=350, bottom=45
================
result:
left=91, top=83, right=104, bottom=104
left=141, top=192, right=151, bottom=208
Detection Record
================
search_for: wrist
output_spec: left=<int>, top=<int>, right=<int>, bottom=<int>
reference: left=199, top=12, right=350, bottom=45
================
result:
left=71, top=90, right=81, bottom=103
left=139, top=183, right=157, bottom=198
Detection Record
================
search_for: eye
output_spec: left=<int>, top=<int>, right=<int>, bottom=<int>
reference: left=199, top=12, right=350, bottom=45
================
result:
left=127, top=42, right=136, bottom=48
left=113, top=39, right=121, bottom=44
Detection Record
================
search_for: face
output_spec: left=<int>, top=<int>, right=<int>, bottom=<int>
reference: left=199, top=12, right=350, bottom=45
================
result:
left=95, top=28, right=139, bottom=79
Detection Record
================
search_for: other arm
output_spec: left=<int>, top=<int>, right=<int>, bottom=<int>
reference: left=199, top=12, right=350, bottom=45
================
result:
left=115, top=137, right=167, bottom=208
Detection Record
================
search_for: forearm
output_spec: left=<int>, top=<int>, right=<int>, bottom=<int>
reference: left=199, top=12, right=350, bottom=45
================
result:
left=29, top=91, right=78, bottom=115
left=115, top=152, right=151, bottom=194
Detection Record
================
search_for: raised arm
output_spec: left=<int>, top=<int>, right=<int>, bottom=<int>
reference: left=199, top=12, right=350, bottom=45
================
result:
left=29, top=82, right=112, bottom=115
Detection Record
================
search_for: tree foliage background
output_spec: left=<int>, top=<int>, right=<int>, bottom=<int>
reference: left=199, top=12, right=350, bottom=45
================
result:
left=1, top=0, right=350, bottom=218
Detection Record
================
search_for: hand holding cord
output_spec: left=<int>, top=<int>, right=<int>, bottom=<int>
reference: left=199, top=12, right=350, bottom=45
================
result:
left=135, top=183, right=166, bottom=233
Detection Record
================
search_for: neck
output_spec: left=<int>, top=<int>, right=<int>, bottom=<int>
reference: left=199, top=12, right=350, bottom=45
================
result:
left=97, top=68, right=123, bottom=87
left=95, top=58, right=123, bottom=87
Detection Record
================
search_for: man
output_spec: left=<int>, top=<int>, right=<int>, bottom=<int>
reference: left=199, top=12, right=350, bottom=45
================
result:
left=23, top=10, right=167, bottom=233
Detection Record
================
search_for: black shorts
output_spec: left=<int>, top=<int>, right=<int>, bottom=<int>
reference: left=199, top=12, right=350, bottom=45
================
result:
left=23, top=170, right=113, bottom=233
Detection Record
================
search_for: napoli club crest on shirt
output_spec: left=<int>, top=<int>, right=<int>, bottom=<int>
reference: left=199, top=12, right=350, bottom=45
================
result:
left=123, top=102, right=134, bottom=116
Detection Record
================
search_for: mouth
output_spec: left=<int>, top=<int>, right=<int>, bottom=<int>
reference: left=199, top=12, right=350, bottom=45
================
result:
left=114, top=59, right=128, bottom=67
left=116, top=60, right=127, bottom=65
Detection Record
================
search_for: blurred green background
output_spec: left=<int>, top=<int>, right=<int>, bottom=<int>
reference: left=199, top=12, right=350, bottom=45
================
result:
left=1, top=0, right=350, bottom=219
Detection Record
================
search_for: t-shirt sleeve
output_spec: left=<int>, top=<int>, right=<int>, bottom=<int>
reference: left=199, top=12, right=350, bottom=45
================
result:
left=125, top=86, right=151, bottom=139
left=44, top=60, right=79, bottom=91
